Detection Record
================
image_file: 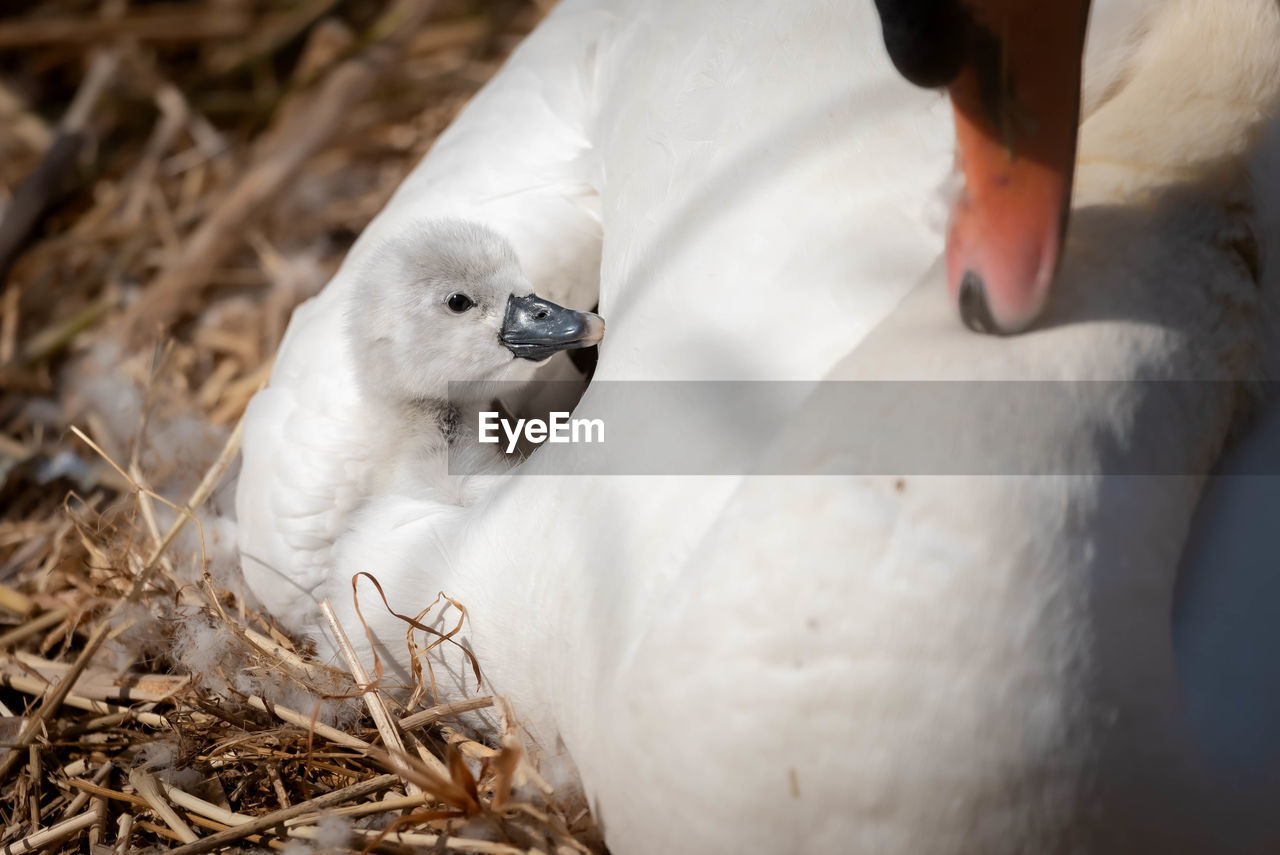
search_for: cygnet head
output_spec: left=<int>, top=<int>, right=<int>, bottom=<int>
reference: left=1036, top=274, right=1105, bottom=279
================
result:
left=347, top=219, right=604, bottom=408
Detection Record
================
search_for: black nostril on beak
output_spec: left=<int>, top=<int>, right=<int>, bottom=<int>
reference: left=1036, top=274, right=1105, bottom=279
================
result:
left=958, top=271, right=1000, bottom=336
left=535, top=309, right=549, bottom=320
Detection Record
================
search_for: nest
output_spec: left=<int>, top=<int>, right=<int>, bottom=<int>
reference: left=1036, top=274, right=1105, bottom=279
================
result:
left=0, top=1, right=599, bottom=852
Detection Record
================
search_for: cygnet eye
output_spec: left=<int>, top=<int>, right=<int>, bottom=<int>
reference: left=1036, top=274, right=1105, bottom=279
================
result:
left=447, top=293, right=475, bottom=313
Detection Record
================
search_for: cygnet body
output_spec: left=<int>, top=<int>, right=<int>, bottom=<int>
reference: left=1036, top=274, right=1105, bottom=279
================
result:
left=236, top=218, right=603, bottom=631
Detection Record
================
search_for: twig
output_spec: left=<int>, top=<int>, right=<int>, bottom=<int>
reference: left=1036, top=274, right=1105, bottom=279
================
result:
left=241, top=625, right=332, bottom=684
left=60, top=758, right=90, bottom=778
left=27, top=745, right=41, bottom=830
left=287, top=792, right=423, bottom=825
left=440, top=724, right=498, bottom=760
left=0, top=9, right=251, bottom=47
left=399, top=695, right=494, bottom=732
left=0, top=607, right=70, bottom=650
left=135, top=819, right=187, bottom=844
left=157, top=779, right=247, bottom=828
left=130, top=766, right=200, bottom=844
left=110, top=814, right=133, bottom=855
left=267, top=764, right=291, bottom=809
left=87, top=796, right=107, bottom=850
left=0, top=807, right=102, bottom=855
left=64, top=778, right=149, bottom=808
left=128, top=463, right=179, bottom=586
left=320, top=598, right=423, bottom=796
left=245, top=694, right=369, bottom=751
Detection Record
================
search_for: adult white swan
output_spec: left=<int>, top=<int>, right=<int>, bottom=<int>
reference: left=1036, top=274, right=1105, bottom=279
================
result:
left=236, top=0, right=1280, bottom=853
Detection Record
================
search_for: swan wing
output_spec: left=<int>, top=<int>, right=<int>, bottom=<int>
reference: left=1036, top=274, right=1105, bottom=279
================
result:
left=236, top=287, right=375, bottom=619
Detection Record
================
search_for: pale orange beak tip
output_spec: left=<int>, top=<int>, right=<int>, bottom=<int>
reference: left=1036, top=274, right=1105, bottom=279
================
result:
left=935, top=1, right=1089, bottom=335
left=945, top=206, right=1061, bottom=335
